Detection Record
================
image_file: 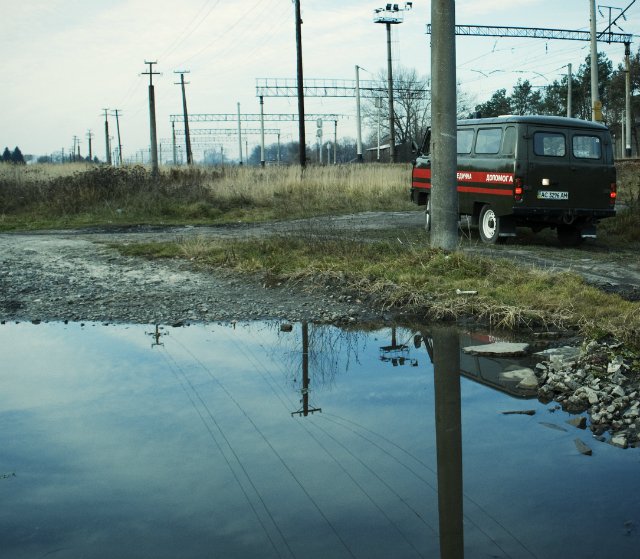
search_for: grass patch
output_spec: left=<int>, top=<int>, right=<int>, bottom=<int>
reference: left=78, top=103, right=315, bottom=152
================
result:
left=115, top=234, right=640, bottom=347
left=0, top=163, right=413, bottom=231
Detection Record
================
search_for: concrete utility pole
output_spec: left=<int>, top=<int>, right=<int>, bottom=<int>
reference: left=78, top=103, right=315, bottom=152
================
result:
left=142, top=61, right=160, bottom=174
left=625, top=42, right=632, bottom=156
left=430, top=0, right=459, bottom=251
left=102, top=109, right=112, bottom=165
left=567, top=63, right=573, bottom=118
left=72, top=136, right=78, bottom=162
left=355, top=65, right=363, bottom=162
left=333, top=119, right=338, bottom=164
left=590, top=0, right=602, bottom=121
left=374, top=3, right=412, bottom=164
left=259, top=95, right=266, bottom=167
left=172, top=121, right=177, bottom=164
left=237, top=102, right=243, bottom=164
left=175, top=70, right=193, bottom=165
left=294, top=0, right=306, bottom=167
left=112, top=109, right=123, bottom=165
left=385, top=23, right=396, bottom=162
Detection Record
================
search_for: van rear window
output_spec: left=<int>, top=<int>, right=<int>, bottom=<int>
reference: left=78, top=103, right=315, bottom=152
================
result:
left=534, top=132, right=566, bottom=157
left=572, top=135, right=602, bottom=159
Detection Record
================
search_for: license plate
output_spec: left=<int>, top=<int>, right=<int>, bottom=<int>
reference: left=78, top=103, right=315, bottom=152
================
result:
left=537, top=190, right=568, bottom=200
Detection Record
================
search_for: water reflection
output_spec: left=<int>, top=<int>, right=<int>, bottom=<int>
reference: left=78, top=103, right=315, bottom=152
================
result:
left=0, top=321, right=638, bottom=559
left=432, top=326, right=464, bottom=559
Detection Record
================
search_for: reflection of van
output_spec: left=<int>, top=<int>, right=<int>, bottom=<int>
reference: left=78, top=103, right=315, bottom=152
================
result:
left=411, top=116, right=617, bottom=245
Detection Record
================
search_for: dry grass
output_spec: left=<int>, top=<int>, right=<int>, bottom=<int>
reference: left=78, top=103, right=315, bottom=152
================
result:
left=0, top=163, right=413, bottom=230
left=120, top=234, right=640, bottom=347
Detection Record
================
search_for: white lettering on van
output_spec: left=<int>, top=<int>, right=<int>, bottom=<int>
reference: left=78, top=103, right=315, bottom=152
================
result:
left=485, top=173, right=514, bottom=184
left=456, top=172, right=473, bottom=180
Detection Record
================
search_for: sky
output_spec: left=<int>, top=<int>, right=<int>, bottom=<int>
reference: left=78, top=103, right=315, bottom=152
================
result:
left=2, top=0, right=640, bottom=162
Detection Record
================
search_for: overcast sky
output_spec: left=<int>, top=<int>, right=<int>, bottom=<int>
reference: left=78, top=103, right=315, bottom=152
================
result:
left=2, top=0, right=639, bottom=161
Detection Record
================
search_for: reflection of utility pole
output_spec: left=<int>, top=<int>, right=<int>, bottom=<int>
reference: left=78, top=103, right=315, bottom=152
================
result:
left=146, top=324, right=167, bottom=347
left=292, top=322, right=322, bottom=417
left=432, top=326, right=463, bottom=559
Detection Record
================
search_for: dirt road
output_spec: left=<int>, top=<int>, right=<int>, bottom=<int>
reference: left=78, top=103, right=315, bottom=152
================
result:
left=1, top=211, right=639, bottom=325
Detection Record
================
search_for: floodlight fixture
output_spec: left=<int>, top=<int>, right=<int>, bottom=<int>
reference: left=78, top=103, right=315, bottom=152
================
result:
left=373, top=1, right=412, bottom=24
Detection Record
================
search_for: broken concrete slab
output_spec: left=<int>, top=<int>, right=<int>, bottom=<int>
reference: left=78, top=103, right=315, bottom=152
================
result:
left=462, top=342, right=530, bottom=357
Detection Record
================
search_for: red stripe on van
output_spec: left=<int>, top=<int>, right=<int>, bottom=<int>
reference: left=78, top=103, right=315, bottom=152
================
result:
left=412, top=168, right=514, bottom=184
left=411, top=183, right=513, bottom=196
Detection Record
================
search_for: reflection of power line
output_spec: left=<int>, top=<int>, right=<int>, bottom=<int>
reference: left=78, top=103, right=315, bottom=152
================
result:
left=292, top=322, right=322, bottom=417
left=157, top=346, right=291, bottom=558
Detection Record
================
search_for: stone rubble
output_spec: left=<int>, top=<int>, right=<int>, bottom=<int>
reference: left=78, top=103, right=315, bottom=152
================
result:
left=535, top=340, right=640, bottom=449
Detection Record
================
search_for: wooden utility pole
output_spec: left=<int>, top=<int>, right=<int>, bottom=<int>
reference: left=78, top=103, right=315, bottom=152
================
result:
left=112, top=109, right=123, bottom=165
left=430, top=0, right=459, bottom=251
left=142, top=61, right=160, bottom=174
left=102, top=109, right=111, bottom=165
left=174, top=70, right=193, bottom=165
left=294, top=0, right=306, bottom=167
left=86, top=130, right=94, bottom=161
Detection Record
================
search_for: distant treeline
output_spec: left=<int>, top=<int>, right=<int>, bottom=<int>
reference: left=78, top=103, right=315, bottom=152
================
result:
left=2, top=146, right=25, bottom=164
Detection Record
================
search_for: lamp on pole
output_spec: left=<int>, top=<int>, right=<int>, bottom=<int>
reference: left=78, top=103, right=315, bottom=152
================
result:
left=374, top=2, right=413, bottom=164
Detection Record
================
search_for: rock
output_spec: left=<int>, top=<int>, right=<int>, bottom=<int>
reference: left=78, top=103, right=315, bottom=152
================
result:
left=611, top=435, right=628, bottom=449
left=574, top=439, right=593, bottom=456
left=463, top=342, right=530, bottom=357
left=566, top=416, right=587, bottom=429
left=534, top=345, right=581, bottom=361
left=584, top=387, right=599, bottom=404
left=280, top=323, right=293, bottom=332
left=611, top=385, right=626, bottom=398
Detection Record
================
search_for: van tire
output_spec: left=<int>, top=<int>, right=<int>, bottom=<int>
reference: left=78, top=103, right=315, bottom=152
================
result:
left=557, top=225, right=583, bottom=247
left=424, top=196, right=432, bottom=232
left=479, top=204, right=502, bottom=244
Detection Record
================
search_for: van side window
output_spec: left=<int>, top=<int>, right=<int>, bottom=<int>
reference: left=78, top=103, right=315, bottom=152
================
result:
left=457, top=129, right=474, bottom=154
left=502, top=126, right=516, bottom=155
left=534, top=132, right=566, bottom=157
left=475, top=128, right=502, bottom=154
left=572, top=135, right=602, bottom=159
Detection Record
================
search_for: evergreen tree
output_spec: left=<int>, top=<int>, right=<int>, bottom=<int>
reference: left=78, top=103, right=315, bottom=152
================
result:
left=474, top=89, right=511, bottom=118
left=1, top=147, right=11, bottom=163
left=11, top=146, right=25, bottom=164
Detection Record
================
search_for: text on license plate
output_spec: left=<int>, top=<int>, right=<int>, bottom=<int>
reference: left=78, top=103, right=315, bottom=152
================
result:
left=537, top=190, right=569, bottom=200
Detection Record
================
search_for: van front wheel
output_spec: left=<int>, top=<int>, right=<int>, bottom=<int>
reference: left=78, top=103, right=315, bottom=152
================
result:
left=479, top=204, right=502, bottom=244
left=424, top=196, right=432, bottom=232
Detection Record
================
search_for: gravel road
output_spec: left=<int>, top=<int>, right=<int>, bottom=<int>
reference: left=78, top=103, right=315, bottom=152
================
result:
left=1, top=211, right=639, bottom=325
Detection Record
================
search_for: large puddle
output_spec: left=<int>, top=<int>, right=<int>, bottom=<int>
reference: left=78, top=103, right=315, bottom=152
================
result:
left=0, top=321, right=638, bottom=558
